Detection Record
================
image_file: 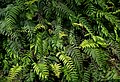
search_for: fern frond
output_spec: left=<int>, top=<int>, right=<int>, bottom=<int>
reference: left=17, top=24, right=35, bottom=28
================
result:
left=4, top=38, right=21, bottom=59
left=66, top=46, right=83, bottom=68
left=100, top=23, right=109, bottom=37
left=108, top=41, right=120, bottom=60
left=68, top=29, right=76, bottom=44
left=66, top=46, right=83, bottom=81
left=58, top=53, right=73, bottom=71
left=5, top=6, right=21, bottom=28
left=0, top=4, right=14, bottom=20
left=73, top=17, right=93, bottom=36
left=80, top=39, right=99, bottom=48
left=97, top=10, right=120, bottom=29
left=82, top=71, right=90, bottom=82
left=84, top=48, right=108, bottom=67
left=33, top=63, right=49, bottom=80
left=85, top=3, right=97, bottom=17
left=104, top=12, right=119, bottom=25
left=96, top=10, right=104, bottom=18
left=105, top=68, right=120, bottom=80
left=80, top=36, right=108, bottom=48
left=96, top=0, right=108, bottom=10
left=34, top=32, right=43, bottom=57
left=56, top=52, right=78, bottom=81
left=50, top=63, right=61, bottom=78
left=112, top=9, right=120, bottom=14
left=52, top=1, right=75, bottom=18
left=7, top=64, right=22, bottom=81
left=92, top=36, right=108, bottom=47
left=0, top=5, right=21, bottom=37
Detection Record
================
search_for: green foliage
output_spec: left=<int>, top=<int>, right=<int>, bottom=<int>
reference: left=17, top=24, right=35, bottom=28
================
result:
left=7, top=64, right=22, bottom=82
left=80, top=39, right=99, bottom=48
left=0, top=0, right=120, bottom=82
left=33, top=63, right=49, bottom=80
left=82, top=71, right=90, bottom=82
left=56, top=52, right=78, bottom=81
left=50, top=63, right=61, bottom=78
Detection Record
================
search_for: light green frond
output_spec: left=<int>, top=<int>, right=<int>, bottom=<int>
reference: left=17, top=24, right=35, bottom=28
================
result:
left=80, top=39, right=99, bottom=48
left=7, top=64, right=22, bottom=82
left=50, top=63, right=61, bottom=78
left=33, top=63, right=49, bottom=80
left=56, top=52, right=78, bottom=81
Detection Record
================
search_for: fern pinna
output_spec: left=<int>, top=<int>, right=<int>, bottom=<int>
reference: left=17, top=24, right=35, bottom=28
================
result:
left=0, top=0, right=120, bottom=82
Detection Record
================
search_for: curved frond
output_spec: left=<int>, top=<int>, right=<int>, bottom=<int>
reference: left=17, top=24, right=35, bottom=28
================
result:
left=33, top=63, right=49, bottom=80
left=56, top=52, right=78, bottom=81
left=7, top=64, right=22, bottom=81
left=50, top=63, right=61, bottom=78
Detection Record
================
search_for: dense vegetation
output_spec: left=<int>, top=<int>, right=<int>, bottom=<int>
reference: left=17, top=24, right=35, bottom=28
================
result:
left=0, top=0, right=120, bottom=82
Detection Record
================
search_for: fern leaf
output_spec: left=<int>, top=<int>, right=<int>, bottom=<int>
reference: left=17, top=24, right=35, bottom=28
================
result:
left=33, top=63, right=49, bottom=80
left=5, top=6, right=21, bottom=28
left=50, top=63, right=61, bottom=78
left=34, top=33, right=43, bottom=56
left=73, top=17, right=93, bottom=37
left=7, top=64, right=22, bottom=81
left=84, top=48, right=108, bottom=67
left=104, top=12, right=119, bottom=25
left=112, top=9, right=120, bottom=14
left=82, top=71, right=90, bottom=82
left=56, top=52, right=78, bottom=81
left=101, top=24, right=109, bottom=37
left=80, top=39, right=99, bottom=48
left=66, top=46, right=83, bottom=80
left=52, top=1, right=75, bottom=18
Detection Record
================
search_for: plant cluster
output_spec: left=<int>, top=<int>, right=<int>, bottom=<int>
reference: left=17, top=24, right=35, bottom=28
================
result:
left=0, top=0, right=120, bottom=82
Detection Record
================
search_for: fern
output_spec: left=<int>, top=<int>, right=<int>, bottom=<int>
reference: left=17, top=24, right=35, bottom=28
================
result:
left=56, top=52, right=78, bottom=82
left=108, top=41, right=120, bottom=60
left=85, top=3, right=97, bottom=17
left=66, top=46, right=83, bottom=81
left=105, top=68, right=120, bottom=80
left=73, top=17, right=93, bottom=37
left=82, top=71, right=90, bottom=82
left=50, top=63, right=61, bottom=78
left=7, top=64, right=22, bottom=82
left=0, top=5, right=22, bottom=44
left=0, top=0, right=120, bottom=82
left=5, top=39, right=21, bottom=59
left=80, top=39, right=99, bottom=48
left=33, top=62, right=49, bottom=80
left=5, top=6, right=21, bottom=29
left=84, top=48, right=108, bottom=68
left=104, top=12, right=119, bottom=25
left=52, top=1, right=75, bottom=18
left=34, top=32, right=43, bottom=56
